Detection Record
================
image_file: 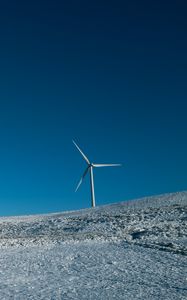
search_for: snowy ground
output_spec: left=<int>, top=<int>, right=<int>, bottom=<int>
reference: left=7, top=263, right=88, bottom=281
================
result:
left=0, top=191, right=186, bottom=299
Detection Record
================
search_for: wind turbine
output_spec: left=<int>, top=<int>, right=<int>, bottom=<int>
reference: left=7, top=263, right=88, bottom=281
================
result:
left=73, top=140, right=121, bottom=208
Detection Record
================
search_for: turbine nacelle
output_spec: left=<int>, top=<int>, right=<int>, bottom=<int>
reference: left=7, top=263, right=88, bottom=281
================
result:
left=73, top=140, right=122, bottom=207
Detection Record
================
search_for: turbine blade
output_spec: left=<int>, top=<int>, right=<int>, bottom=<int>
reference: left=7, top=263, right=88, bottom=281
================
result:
left=92, top=164, right=122, bottom=167
left=75, top=166, right=90, bottom=192
left=72, top=140, right=90, bottom=165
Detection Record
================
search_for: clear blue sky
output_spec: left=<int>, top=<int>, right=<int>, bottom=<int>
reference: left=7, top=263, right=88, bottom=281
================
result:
left=0, top=0, right=187, bottom=216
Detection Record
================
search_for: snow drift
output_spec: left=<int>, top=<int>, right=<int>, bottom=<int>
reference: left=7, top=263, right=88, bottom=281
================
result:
left=0, top=191, right=186, bottom=299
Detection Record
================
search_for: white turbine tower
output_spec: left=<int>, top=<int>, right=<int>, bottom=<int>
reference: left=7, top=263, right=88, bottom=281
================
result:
left=73, top=140, right=121, bottom=208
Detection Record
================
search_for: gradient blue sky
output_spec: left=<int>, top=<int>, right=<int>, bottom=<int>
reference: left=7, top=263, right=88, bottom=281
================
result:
left=0, top=0, right=187, bottom=216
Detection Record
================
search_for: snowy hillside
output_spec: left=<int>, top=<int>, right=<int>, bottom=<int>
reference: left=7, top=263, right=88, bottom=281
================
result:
left=0, top=191, right=186, bottom=299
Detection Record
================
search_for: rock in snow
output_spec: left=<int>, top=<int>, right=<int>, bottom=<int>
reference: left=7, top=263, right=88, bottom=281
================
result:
left=0, top=191, right=186, bottom=299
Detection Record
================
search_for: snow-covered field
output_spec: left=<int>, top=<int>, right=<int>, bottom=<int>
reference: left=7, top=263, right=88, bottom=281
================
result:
left=0, top=191, right=186, bottom=299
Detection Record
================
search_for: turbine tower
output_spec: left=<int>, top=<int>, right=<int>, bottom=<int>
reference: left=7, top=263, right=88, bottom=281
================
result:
left=73, top=140, right=121, bottom=208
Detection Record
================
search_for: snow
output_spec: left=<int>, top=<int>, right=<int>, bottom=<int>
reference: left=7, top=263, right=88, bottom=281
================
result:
left=0, top=191, right=186, bottom=299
